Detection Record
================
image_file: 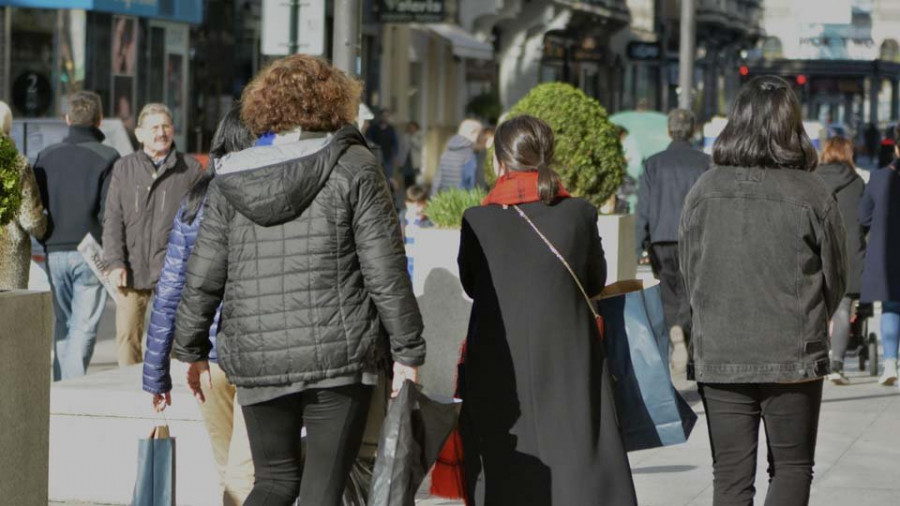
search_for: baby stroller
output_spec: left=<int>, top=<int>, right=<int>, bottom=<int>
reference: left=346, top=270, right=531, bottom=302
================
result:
left=849, top=301, right=879, bottom=376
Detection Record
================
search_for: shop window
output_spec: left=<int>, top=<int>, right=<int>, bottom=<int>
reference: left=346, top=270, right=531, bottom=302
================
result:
left=9, top=8, right=57, bottom=118
left=880, top=39, right=899, bottom=62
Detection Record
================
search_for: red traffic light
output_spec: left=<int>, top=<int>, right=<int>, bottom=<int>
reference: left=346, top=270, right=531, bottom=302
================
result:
left=739, top=65, right=749, bottom=76
left=796, top=74, right=808, bottom=85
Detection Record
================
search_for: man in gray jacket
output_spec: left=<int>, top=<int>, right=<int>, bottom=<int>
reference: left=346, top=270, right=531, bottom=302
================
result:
left=103, top=103, right=201, bottom=366
left=636, top=109, right=710, bottom=363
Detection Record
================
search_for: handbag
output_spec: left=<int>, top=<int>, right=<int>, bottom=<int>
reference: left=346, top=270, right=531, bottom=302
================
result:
left=512, top=205, right=604, bottom=338
left=132, top=424, right=176, bottom=506
left=597, top=282, right=697, bottom=451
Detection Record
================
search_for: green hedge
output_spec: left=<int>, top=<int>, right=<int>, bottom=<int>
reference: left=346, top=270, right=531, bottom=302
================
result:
left=426, top=188, right=487, bottom=229
left=487, top=83, right=625, bottom=208
left=0, top=135, right=22, bottom=227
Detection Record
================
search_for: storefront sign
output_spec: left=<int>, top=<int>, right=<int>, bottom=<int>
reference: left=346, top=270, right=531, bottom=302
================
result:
left=12, top=72, right=52, bottom=117
left=376, top=0, right=444, bottom=23
left=627, top=41, right=661, bottom=61
left=0, top=0, right=203, bottom=25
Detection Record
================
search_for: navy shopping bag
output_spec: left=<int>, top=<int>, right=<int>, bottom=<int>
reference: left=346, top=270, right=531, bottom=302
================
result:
left=598, top=281, right=697, bottom=452
left=132, top=425, right=175, bottom=506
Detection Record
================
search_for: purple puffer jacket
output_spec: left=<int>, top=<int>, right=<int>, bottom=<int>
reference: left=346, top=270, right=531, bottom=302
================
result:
left=142, top=201, right=221, bottom=395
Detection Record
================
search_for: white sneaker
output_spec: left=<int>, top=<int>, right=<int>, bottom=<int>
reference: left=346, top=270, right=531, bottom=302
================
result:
left=879, top=359, right=898, bottom=386
left=827, top=371, right=850, bottom=385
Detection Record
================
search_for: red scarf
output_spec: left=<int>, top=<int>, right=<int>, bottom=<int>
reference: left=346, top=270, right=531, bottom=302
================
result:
left=482, top=170, right=570, bottom=206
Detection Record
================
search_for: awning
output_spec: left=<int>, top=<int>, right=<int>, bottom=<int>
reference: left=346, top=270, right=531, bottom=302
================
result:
left=0, top=0, right=204, bottom=24
left=418, top=23, right=494, bottom=61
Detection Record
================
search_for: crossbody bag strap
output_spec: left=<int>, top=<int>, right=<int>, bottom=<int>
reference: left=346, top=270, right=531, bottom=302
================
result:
left=512, top=205, right=602, bottom=326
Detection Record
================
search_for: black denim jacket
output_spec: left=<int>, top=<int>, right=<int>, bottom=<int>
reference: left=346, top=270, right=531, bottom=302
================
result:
left=679, top=166, right=847, bottom=383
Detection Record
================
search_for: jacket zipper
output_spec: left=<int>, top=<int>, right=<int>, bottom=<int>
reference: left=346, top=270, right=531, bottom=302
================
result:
left=134, top=185, right=139, bottom=213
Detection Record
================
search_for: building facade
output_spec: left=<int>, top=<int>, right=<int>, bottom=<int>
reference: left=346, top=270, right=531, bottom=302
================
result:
left=747, top=0, right=900, bottom=128
left=0, top=1, right=203, bottom=149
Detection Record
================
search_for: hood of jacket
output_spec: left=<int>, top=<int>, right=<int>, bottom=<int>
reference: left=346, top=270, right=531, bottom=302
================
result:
left=446, top=134, right=474, bottom=153
left=215, top=125, right=367, bottom=226
left=816, top=162, right=860, bottom=194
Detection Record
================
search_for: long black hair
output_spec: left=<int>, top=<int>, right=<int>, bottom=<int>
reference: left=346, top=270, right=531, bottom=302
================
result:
left=182, top=104, right=255, bottom=224
left=713, top=75, right=817, bottom=171
left=493, top=115, right=562, bottom=205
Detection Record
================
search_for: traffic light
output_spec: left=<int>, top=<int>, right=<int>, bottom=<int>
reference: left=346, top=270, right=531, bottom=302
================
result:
left=796, top=74, right=807, bottom=85
left=739, top=65, right=749, bottom=77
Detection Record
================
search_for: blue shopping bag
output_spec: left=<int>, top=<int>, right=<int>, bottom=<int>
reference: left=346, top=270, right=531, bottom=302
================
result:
left=132, top=425, right=175, bottom=506
left=599, top=282, right=697, bottom=452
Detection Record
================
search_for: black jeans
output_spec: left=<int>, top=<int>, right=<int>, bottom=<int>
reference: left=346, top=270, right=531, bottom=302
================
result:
left=241, top=385, right=373, bottom=506
left=699, top=381, right=823, bottom=506
left=650, top=242, right=692, bottom=340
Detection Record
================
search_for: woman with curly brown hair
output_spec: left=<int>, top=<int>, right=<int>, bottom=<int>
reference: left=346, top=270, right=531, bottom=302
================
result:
left=173, top=55, right=425, bottom=506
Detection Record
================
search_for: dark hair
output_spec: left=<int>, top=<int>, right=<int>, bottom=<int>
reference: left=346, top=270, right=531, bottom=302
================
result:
left=494, top=115, right=562, bottom=205
left=67, top=91, right=103, bottom=127
left=713, top=76, right=817, bottom=171
left=668, top=108, right=694, bottom=142
left=241, top=54, right=362, bottom=134
left=820, top=136, right=854, bottom=166
left=405, top=184, right=427, bottom=203
left=182, top=105, right=254, bottom=224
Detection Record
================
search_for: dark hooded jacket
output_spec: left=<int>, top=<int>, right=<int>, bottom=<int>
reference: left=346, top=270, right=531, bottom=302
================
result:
left=816, top=163, right=866, bottom=295
left=172, top=126, right=425, bottom=388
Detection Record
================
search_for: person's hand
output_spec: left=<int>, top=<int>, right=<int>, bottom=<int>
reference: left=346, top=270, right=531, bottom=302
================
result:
left=108, top=267, right=127, bottom=288
left=392, top=362, right=419, bottom=398
left=186, top=361, right=212, bottom=404
left=152, top=392, right=171, bottom=412
left=638, top=255, right=651, bottom=266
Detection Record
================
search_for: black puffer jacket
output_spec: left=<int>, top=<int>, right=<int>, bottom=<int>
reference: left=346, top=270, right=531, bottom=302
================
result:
left=816, top=163, right=866, bottom=295
left=173, top=126, right=425, bottom=387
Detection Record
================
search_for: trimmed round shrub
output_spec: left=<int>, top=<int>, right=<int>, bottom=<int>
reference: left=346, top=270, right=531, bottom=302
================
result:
left=487, top=83, right=625, bottom=208
left=0, top=135, right=22, bottom=227
left=426, top=188, right=488, bottom=229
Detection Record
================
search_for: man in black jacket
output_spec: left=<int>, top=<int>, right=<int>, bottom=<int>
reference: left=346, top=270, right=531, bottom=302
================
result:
left=636, top=108, right=710, bottom=361
left=34, top=91, right=120, bottom=380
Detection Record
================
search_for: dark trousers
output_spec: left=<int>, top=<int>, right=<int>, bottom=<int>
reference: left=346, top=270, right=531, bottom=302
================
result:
left=699, top=381, right=823, bottom=506
left=650, top=242, right=691, bottom=339
left=241, top=385, right=373, bottom=506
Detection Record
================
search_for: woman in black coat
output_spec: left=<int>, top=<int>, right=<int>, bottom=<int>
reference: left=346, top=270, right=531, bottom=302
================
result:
left=860, top=129, right=900, bottom=386
left=816, top=136, right=866, bottom=384
left=458, top=115, right=636, bottom=505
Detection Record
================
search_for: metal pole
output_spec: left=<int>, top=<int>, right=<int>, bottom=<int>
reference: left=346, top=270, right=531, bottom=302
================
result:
left=289, top=0, right=300, bottom=54
left=678, top=0, right=696, bottom=110
left=332, top=0, right=361, bottom=77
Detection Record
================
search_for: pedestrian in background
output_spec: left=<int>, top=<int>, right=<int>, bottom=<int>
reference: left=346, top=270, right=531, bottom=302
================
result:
left=431, top=119, right=483, bottom=195
left=395, top=120, right=422, bottom=189
left=32, top=91, right=117, bottom=380
left=0, top=100, right=46, bottom=290
left=680, top=76, right=846, bottom=506
left=636, top=108, right=710, bottom=367
left=366, top=109, right=398, bottom=180
left=103, top=103, right=202, bottom=366
left=458, top=115, right=636, bottom=505
left=815, top=136, right=866, bottom=385
left=142, top=105, right=255, bottom=504
left=173, top=54, right=425, bottom=506
left=860, top=126, right=900, bottom=386
left=474, top=125, right=495, bottom=190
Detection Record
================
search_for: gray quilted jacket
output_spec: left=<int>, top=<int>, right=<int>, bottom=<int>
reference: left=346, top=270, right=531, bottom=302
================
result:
left=172, top=126, right=425, bottom=387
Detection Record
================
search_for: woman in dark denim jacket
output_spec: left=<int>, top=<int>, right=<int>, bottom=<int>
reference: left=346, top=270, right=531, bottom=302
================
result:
left=679, top=76, right=846, bottom=506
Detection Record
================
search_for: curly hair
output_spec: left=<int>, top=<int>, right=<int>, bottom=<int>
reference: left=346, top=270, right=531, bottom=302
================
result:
left=241, top=55, right=362, bottom=135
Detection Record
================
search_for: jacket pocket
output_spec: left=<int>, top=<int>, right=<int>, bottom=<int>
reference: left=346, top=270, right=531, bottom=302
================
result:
left=134, top=185, right=140, bottom=213
left=161, top=189, right=167, bottom=213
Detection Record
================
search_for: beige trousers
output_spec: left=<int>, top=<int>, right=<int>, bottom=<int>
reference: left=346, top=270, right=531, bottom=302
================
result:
left=198, top=362, right=255, bottom=505
left=115, top=288, right=153, bottom=366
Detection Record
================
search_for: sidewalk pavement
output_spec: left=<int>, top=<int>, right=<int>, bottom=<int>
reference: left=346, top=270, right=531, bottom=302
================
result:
left=416, top=368, right=900, bottom=506
left=68, top=301, right=900, bottom=505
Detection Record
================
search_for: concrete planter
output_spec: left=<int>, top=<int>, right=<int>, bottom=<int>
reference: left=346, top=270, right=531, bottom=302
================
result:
left=0, top=290, right=52, bottom=506
left=411, top=213, right=637, bottom=398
